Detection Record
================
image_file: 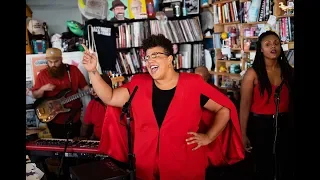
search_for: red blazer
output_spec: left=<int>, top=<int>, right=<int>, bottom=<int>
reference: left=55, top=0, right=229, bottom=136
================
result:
left=99, top=73, right=244, bottom=180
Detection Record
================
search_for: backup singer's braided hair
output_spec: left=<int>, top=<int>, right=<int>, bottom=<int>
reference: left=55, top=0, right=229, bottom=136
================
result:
left=252, top=31, right=294, bottom=101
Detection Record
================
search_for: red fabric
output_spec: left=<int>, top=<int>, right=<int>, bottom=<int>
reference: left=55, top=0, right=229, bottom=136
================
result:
left=250, top=83, right=289, bottom=115
left=99, top=73, right=244, bottom=180
left=83, top=99, right=106, bottom=139
left=32, top=65, right=88, bottom=124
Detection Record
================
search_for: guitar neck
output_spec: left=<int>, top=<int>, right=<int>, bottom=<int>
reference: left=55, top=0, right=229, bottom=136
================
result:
left=61, top=89, right=90, bottom=104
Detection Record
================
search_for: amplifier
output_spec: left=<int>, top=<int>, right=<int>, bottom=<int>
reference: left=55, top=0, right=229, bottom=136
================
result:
left=69, top=158, right=129, bottom=180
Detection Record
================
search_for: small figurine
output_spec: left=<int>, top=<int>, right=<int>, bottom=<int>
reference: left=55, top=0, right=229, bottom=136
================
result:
left=279, top=1, right=294, bottom=15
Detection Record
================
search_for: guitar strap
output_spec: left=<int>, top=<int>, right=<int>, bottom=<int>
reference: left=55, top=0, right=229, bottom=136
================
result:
left=66, top=64, right=72, bottom=88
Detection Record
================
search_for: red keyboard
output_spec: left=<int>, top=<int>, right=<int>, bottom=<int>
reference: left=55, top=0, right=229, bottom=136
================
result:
left=26, top=138, right=102, bottom=154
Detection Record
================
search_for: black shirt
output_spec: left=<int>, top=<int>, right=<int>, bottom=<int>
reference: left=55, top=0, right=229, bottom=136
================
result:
left=152, top=82, right=209, bottom=128
left=84, top=18, right=117, bottom=71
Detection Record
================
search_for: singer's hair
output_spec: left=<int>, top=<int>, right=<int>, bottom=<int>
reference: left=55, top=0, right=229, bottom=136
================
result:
left=142, top=34, right=173, bottom=56
left=252, top=31, right=294, bottom=101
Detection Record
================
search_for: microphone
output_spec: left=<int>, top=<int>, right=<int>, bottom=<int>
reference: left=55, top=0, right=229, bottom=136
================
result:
left=275, top=80, right=285, bottom=98
left=120, top=86, right=138, bottom=120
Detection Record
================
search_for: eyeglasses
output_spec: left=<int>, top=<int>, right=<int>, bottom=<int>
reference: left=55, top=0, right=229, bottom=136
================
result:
left=144, top=52, right=167, bottom=61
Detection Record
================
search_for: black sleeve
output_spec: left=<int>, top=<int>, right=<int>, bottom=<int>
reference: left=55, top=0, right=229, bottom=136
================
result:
left=200, top=94, right=209, bottom=107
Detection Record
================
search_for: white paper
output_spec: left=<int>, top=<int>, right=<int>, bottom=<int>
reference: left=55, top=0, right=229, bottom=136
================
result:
left=26, top=163, right=44, bottom=180
left=281, top=44, right=289, bottom=51
left=267, top=15, right=277, bottom=27
left=26, top=65, right=33, bottom=81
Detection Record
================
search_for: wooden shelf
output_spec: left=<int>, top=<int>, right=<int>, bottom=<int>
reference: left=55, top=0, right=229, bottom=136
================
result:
left=207, top=0, right=293, bottom=89
left=216, top=60, right=242, bottom=63
left=210, top=71, right=241, bottom=79
left=219, top=87, right=240, bottom=92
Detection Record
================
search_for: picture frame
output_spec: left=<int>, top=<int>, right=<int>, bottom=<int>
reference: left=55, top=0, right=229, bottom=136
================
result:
left=184, top=0, right=199, bottom=15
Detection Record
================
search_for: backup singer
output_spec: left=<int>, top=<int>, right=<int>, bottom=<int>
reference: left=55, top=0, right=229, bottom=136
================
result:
left=240, top=31, right=294, bottom=180
left=82, top=34, right=244, bottom=180
left=80, top=74, right=112, bottom=140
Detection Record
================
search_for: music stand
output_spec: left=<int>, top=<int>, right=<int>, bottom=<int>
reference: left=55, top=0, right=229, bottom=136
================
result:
left=57, top=108, right=80, bottom=179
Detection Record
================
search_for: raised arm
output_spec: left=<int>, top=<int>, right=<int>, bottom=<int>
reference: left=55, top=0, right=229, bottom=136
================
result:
left=82, top=44, right=130, bottom=107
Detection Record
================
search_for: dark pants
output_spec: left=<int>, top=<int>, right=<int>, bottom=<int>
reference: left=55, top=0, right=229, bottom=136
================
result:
left=47, top=120, right=81, bottom=139
left=247, top=113, right=295, bottom=180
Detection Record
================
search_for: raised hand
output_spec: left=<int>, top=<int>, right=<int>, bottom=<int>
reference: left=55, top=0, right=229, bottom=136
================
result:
left=81, top=44, right=98, bottom=72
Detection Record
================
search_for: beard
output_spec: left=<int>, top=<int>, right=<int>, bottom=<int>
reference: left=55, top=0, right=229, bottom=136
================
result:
left=48, top=64, right=66, bottom=78
left=115, top=13, right=125, bottom=20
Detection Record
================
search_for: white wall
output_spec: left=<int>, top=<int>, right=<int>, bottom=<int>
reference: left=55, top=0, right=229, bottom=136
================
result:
left=27, top=0, right=82, bottom=36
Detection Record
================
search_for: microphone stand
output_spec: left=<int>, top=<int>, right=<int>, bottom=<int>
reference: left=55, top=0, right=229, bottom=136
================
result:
left=57, top=108, right=80, bottom=179
left=273, top=81, right=285, bottom=180
left=120, top=86, right=138, bottom=180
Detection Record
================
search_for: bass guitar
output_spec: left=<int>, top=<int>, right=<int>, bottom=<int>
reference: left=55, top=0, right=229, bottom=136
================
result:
left=34, top=88, right=91, bottom=123
left=33, top=75, right=125, bottom=123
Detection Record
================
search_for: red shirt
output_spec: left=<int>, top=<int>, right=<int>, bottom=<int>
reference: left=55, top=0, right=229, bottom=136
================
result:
left=32, top=65, right=88, bottom=124
left=250, top=83, right=289, bottom=115
left=83, top=99, right=106, bottom=140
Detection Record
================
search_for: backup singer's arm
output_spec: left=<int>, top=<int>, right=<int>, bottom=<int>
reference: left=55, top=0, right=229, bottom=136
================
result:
left=88, top=70, right=130, bottom=107
left=239, top=68, right=255, bottom=136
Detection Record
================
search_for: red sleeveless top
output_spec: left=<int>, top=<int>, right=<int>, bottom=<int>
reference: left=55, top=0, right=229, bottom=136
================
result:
left=250, top=83, right=290, bottom=115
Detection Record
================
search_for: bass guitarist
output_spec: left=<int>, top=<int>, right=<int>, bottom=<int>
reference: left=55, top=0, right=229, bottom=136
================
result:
left=32, top=48, right=92, bottom=139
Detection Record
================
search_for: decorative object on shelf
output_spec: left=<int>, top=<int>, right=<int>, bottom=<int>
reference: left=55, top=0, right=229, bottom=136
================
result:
left=279, top=1, right=294, bottom=15
left=221, top=32, right=228, bottom=40
left=156, top=11, right=168, bottom=23
left=129, top=0, right=148, bottom=19
left=108, top=0, right=130, bottom=21
left=182, top=0, right=187, bottom=16
left=230, top=64, right=241, bottom=74
left=185, top=0, right=199, bottom=15
left=219, top=65, right=227, bottom=73
left=32, top=40, right=47, bottom=54
left=85, top=0, right=106, bottom=19
left=204, top=49, right=212, bottom=70
left=66, top=20, right=84, bottom=37
left=78, top=0, right=101, bottom=20
left=26, top=24, right=33, bottom=54
left=146, top=0, right=156, bottom=18
left=51, top=34, right=63, bottom=51
left=201, top=0, right=208, bottom=7
left=173, top=2, right=181, bottom=17
left=27, top=19, right=45, bottom=36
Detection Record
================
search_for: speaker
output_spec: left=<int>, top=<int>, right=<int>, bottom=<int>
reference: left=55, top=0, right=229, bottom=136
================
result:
left=69, top=158, right=129, bottom=180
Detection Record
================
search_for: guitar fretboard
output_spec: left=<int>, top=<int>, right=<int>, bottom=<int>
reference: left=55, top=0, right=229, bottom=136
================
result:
left=61, top=90, right=90, bottom=104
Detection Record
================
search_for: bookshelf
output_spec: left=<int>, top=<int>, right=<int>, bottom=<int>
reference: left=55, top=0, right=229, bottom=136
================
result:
left=201, top=0, right=294, bottom=91
left=106, top=2, right=205, bottom=78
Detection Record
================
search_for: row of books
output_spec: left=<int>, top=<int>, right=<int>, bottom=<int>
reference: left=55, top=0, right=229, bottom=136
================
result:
left=149, top=17, right=203, bottom=44
left=212, top=0, right=275, bottom=24
left=116, top=21, right=150, bottom=49
left=276, top=17, right=294, bottom=42
left=116, top=17, right=203, bottom=49
left=213, top=0, right=239, bottom=24
left=285, top=49, right=294, bottom=67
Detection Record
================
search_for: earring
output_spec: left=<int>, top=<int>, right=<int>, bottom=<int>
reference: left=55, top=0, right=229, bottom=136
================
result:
left=168, top=64, right=172, bottom=68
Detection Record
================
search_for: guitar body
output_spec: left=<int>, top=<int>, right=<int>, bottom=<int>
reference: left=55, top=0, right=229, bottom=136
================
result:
left=34, top=89, right=72, bottom=123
